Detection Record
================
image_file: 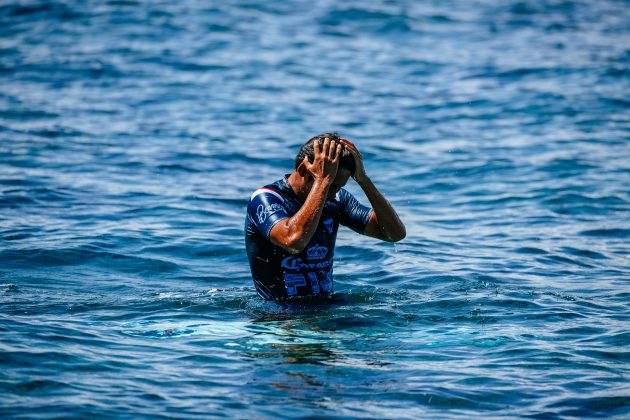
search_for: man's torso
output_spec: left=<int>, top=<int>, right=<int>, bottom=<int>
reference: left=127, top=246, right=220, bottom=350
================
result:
left=245, top=176, right=371, bottom=300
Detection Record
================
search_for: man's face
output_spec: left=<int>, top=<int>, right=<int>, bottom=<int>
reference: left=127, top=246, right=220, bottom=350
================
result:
left=326, top=168, right=352, bottom=200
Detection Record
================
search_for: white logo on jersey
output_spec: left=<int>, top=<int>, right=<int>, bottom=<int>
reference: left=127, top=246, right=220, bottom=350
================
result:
left=256, top=203, right=284, bottom=224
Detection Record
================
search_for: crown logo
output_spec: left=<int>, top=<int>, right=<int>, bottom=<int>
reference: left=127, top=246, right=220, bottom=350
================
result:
left=306, top=244, right=328, bottom=260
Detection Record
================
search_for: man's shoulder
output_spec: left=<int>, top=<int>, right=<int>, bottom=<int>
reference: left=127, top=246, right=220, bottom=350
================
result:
left=335, top=187, right=355, bottom=203
left=247, top=178, right=292, bottom=233
left=249, top=179, right=287, bottom=203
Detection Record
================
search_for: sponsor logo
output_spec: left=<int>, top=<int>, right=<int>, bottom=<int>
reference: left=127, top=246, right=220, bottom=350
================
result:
left=307, top=272, right=320, bottom=294
left=306, top=244, right=328, bottom=260
left=283, top=273, right=306, bottom=296
left=281, top=256, right=333, bottom=271
left=323, top=218, right=334, bottom=234
left=320, top=270, right=333, bottom=292
left=256, top=203, right=284, bottom=224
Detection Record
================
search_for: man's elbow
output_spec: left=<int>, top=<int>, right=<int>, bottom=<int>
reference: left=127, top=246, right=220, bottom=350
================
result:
left=270, top=222, right=307, bottom=254
left=385, top=226, right=406, bottom=242
left=282, top=234, right=308, bottom=254
left=393, top=232, right=407, bottom=242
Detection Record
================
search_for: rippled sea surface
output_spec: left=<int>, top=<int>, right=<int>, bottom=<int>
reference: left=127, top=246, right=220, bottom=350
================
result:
left=1, top=0, right=629, bottom=418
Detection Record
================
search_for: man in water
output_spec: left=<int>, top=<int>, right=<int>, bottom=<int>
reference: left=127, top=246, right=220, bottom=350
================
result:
left=245, top=133, right=406, bottom=300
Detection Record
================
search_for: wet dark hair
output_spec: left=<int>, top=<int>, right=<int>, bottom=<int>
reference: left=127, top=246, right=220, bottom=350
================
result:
left=294, top=132, right=355, bottom=175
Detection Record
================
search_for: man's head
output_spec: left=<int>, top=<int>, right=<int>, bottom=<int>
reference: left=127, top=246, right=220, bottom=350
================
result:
left=292, top=132, right=355, bottom=200
left=294, top=132, right=356, bottom=175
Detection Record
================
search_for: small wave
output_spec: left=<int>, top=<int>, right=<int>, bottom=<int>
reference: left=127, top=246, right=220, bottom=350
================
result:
left=544, top=193, right=625, bottom=206
left=602, top=97, right=630, bottom=108
left=0, top=178, right=43, bottom=187
left=120, top=319, right=251, bottom=340
left=543, top=193, right=627, bottom=215
left=0, top=108, right=59, bottom=120
left=10, top=379, right=68, bottom=393
left=562, top=247, right=608, bottom=260
left=552, top=326, right=606, bottom=336
left=321, top=7, right=402, bottom=24
left=548, top=395, right=630, bottom=417
left=576, top=349, right=630, bottom=363
left=540, top=157, right=598, bottom=173
left=539, top=254, right=595, bottom=268
left=1, top=3, right=55, bottom=17
left=156, top=163, right=201, bottom=173
left=580, top=228, right=630, bottom=238
left=319, top=6, right=413, bottom=35
left=28, top=126, right=85, bottom=138
left=0, top=248, right=180, bottom=273
left=407, top=326, right=511, bottom=349
left=2, top=283, right=19, bottom=293
left=0, top=195, right=37, bottom=207
left=107, top=1, right=141, bottom=7
left=514, top=247, right=548, bottom=255
left=599, top=331, right=630, bottom=347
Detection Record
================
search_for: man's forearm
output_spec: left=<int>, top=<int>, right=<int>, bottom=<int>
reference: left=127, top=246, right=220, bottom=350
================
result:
left=290, top=180, right=329, bottom=242
left=358, top=176, right=406, bottom=241
left=270, top=137, right=343, bottom=253
left=275, top=180, right=330, bottom=253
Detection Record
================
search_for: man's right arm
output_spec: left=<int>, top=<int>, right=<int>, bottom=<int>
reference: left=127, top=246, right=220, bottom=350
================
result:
left=268, top=178, right=330, bottom=254
left=268, top=138, right=342, bottom=254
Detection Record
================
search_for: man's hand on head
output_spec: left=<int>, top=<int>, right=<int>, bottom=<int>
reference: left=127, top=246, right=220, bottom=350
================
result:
left=340, top=138, right=368, bottom=184
left=268, top=137, right=344, bottom=255
left=302, top=137, right=342, bottom=185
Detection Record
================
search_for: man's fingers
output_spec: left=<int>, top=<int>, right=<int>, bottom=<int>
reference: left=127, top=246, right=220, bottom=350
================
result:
left=340, top=138, right=354, bottom=147
left=344, top=140, right=363, bottom=160
left=333, top=143, right=342, bottom=161
left=342, top=141, right=358, bottom=157
left=321, top=137, right=330, bottom=156
left=340, top=138, right=356, bottom=151
left=340, top=138, right=357, bottom=153
left=329, top=140, right=337, bottom=159
left=314, top=139, right=321, bottom=155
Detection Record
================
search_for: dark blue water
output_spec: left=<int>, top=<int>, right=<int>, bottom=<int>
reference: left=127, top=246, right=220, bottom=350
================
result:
left=1, top=0, right=629, bottom=418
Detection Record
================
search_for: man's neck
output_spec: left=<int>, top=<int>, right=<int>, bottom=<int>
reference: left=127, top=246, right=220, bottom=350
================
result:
left=287, top=171, right=306, bottom=202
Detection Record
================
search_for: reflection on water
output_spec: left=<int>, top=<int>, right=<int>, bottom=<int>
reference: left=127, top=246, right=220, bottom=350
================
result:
left=249, top=342, right=336, bottom=365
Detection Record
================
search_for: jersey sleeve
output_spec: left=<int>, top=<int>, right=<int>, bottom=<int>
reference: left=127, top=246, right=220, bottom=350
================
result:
left=248, top=188, right=290, bottom=239
left=338, top=189, right=373, bottom=234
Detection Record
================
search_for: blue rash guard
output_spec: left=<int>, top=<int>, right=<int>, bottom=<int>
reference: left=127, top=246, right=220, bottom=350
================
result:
left=245, top=175, right=372, bottom=300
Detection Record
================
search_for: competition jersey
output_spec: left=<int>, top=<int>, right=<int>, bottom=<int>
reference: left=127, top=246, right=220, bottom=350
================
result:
left=245, top=175, right=372, bottom=300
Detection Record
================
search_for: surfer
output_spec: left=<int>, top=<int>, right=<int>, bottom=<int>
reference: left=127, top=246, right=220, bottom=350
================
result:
left=245, top=133, right=406, bottom=300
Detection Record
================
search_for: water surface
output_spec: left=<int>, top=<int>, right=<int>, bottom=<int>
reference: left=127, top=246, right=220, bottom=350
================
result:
left=1, top=0, right=629, bottom=418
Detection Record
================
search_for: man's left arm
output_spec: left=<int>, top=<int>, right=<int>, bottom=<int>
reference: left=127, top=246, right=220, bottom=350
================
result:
left=341, top=139, right=406, bottom=242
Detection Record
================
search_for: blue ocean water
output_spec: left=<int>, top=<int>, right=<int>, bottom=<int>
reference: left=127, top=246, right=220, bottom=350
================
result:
left=1, top=0, right=629, bottom=418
